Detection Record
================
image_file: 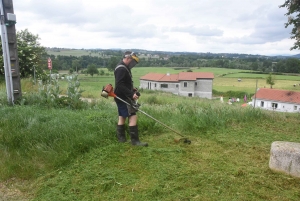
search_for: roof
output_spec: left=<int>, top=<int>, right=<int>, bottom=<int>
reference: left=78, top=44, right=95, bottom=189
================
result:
left=254, top=88, right=300, bottom=104
left=140, top=72, right=214, bottom=82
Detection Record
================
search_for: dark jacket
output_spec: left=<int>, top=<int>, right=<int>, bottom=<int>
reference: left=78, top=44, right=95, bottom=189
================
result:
left=114, top=61, right=134, bottom=103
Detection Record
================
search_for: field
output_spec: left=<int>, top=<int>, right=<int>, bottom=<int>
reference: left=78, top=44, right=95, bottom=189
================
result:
left=0, top=67, right=300, bottom=200
left=50, top=67, right=300, bottom=98
left=47, top=49, right=103, bottom=57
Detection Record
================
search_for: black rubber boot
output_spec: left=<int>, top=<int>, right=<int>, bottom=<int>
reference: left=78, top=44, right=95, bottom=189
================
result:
left=117, top=125, right=126, bottom=143
left=129, top=126, right=148, bottom=147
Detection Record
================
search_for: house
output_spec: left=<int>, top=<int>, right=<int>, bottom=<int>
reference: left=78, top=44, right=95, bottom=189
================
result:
left=139, top=72, right=214, bottom=99
left=251, top=88, right=300, bottom=113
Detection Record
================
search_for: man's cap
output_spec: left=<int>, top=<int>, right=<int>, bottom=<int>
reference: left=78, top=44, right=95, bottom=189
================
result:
left=124, top=51, right=139, bottom=63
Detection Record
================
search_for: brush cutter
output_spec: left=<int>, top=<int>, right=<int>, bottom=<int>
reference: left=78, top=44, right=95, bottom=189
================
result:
left=101, top=84, right=191, bottom=144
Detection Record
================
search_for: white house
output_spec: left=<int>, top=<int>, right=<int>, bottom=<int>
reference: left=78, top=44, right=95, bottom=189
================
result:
left=139, top=72, right=214, bottom=99
left=251, top=88, right=300, bottom=113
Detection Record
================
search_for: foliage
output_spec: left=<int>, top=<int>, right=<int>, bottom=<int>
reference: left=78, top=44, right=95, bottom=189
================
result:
left=66, top=74, right=85, bottom=106
left=0, top=29, right=47, bottom=78
left=86, top=64, right=99, bottom=76
left=19, top=75, right=87, bottom=109
left=280, top=0, right=300, bottom=50
left=107, top=56, right=119, bottom=71
left=213, top=89, right=252, bottom=99
left=266, top=73, right=276, bottom=88
left=274, top=58, right=300, bottom=73
left=47, top=48, right=300, bottom=74
left=72, top=59, right=81, bottom=73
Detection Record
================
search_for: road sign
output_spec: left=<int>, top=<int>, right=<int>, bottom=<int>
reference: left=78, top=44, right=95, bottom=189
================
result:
left=48, top=58, right=52, bottom=70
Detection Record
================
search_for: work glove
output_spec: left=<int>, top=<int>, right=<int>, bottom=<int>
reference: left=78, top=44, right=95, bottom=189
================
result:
left=127, top=98, right=140, bottom=114
left=133, top=88, right=141, bottom=97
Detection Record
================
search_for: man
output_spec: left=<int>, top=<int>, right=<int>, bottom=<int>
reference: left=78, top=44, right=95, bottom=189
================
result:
left=114, top=51, right=148, bottom=147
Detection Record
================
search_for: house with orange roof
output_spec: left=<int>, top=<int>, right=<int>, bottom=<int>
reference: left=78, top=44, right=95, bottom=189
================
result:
left=252, top=88, right=300, bottom=112
left=139, top=72, right=214, bottom=99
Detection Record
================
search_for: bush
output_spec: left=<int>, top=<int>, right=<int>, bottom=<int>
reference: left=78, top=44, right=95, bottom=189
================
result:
left=213, top=89, right=253, bottom=99
left=19, top=74, right=87, bottom=109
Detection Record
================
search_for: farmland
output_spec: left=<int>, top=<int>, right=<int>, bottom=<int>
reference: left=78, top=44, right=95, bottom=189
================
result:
left=49, top=67, right=300, bottom=99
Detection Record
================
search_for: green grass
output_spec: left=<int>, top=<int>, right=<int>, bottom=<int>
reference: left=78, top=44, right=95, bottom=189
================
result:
left=47, top=49, right=104, bottom=57
left=224, top=72, right=300, bottom=80
left=1, top=88, right=300, bottom=200
left=50, top=67, right=300, bottom=99
left=1, top=67, right=300, bottom=200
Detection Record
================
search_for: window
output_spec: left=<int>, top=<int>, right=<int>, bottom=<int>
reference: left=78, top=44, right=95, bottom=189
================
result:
left=155, top=83, right=157, bottom=87
left=272, top=103, right=278, bottom=109
left=294, top=106, right=297, bottom=110
left=184, top=82, right=187, bottom=87
left=260, top=101, right=264, bottom=107
left=176, top=84, right=179, bottom=88
left=161, top=84, right=168, bottom=88
left=188, top=93, right=193, bottom=97
left=195, top=82, right=197, bottom=86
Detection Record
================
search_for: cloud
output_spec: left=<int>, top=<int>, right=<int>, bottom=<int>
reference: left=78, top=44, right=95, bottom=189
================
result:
left=170, top=25, right=223, bottom=37
left=12, top=0, right=300, bottom=55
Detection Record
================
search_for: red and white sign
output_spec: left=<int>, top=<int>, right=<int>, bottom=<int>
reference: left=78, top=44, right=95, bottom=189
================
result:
left=48, top=58, right=52, bottom=70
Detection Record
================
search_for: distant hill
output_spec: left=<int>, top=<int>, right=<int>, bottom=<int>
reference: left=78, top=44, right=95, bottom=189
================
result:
left=46, top=47, right=300, bottom=60
left=291, top=54, right=300, bottom=58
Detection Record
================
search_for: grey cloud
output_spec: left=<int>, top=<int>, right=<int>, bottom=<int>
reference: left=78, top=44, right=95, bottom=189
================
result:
left=170, top=25, right=223, bottom=37
left=15, top=0, right=85, bottom=24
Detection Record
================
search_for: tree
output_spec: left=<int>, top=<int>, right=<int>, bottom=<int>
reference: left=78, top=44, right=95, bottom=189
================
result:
left=285, top=58, right=300, bottom=73
left=86, top=64, right=99, bottom=77
left=107, top=56, right=119, bottom=71
left=72, top=59, right=81, bottom=73
left=266, top=73, right=275, bottom=89
left=0, top=29, right=47, bottom=78
left=280, top=0, right=300, bottom=50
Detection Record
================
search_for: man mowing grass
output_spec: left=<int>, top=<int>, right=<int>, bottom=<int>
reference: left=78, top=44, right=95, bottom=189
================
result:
left=114, top=51, right=148, bottom=147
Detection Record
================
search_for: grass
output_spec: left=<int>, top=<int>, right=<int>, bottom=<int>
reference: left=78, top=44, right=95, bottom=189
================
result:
left=48, top=67, right=300, bottom=99
left=47, top=49, right=104, bottom=57
left=0, top=98, right=300, bottom=200
left=0, top=67, right=300, bottom=200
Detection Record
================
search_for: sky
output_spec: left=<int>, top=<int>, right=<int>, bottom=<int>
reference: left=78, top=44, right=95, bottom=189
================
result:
left=12, top=0, right=300, bottom=56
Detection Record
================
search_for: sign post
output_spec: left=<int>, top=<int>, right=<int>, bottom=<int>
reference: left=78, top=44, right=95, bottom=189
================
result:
left=48, top=57, right=52, bottom=82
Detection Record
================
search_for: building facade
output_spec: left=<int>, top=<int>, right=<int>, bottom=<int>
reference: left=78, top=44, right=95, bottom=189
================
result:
left=251, top=88, right=300, bottom=113
left=139, top=72, right=214, bottom=99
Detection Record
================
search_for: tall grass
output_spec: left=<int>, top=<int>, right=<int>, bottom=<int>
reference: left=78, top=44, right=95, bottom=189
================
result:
left=0, top=101, right=117, bottom=179
left=0, top=88, right=286, bottom=180
left=1, top=76, right=300, bottom=200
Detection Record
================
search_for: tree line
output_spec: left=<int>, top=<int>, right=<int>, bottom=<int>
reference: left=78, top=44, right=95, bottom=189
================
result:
left=0, top=29, right=300, bottom=81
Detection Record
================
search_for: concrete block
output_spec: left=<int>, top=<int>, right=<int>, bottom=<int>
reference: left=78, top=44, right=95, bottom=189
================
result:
left=269, top=141, right=300, bottom=178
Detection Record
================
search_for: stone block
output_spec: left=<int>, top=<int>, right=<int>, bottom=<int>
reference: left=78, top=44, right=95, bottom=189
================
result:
left=269, top=141, right=300, bottom=178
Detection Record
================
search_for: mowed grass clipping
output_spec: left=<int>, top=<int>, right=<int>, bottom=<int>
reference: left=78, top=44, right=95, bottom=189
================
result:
left=0, top=90, right=300, bottom=200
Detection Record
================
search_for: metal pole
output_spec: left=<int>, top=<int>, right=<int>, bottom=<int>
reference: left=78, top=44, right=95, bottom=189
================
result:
left=0, top=0, right=14, bottom=104
left=253, top=79, right=258, bottom=108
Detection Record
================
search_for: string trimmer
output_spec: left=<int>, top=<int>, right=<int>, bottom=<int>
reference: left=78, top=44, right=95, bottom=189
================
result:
left=101, top=84, right=191, bottom=144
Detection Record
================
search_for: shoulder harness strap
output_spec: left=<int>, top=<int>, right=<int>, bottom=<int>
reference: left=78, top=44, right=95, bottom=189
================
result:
left=115, top=65, right=132, bottom=77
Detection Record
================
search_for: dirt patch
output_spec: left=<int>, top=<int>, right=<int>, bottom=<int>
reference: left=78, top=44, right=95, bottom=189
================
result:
left=0, top=180, right=31, bottom=201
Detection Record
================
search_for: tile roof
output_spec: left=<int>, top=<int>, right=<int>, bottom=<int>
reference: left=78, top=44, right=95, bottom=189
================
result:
left=254, top=88, right=300, bottom=104
left=140, top=72, right=214, bottom=82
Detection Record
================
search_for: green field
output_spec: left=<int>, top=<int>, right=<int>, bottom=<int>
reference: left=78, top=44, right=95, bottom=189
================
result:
left=47, top=49, right=104, bottom=57
left=45, top=67, right=300, bottom=99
